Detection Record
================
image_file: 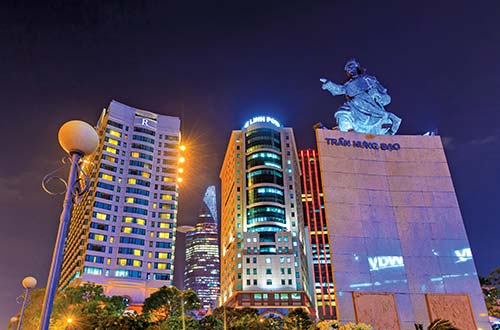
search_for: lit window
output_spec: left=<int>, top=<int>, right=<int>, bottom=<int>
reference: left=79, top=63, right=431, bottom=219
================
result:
left=157, top=252, right=167, bottom=259
left=105, top=146, right=117, bottom=154
left=128, top=178, right=137, bottom=185
left=124, top=217, right=133, bottom=223
left=123, top=227, right=132, bottom=234
left=156, top=263, right=167, bottom=270
left=109, top=129, right=121, bottom=137
left=265, top=258, right=271, bottom=264
left=96, top=213, right=107, bottom=220
left=94, top=234, right=105, bottom=241
left=110, top=237, right=114, bottom=243
left=148, top=252, right=153, bottom=258
left=133, top=249, right=142, bottom=256
left=107, top=138, right=119, bottom=145
left=136, top=218, right=146, bottom=225
left=142, top=172, right=151, bottom=178
left=159, top=213, right=171, bottom=219
left=131, top=152, right=140, bottom=158
left=101, top=174, right=114, bottom=181
left=118, top=259, right=127, bottom=266
left=161, top=194, right=173, bottom=200
left=133, top=260, right=142, bottom=267
left=126, top=197, right=134, bottom=203
left=157, top=232, right=169, bottom=239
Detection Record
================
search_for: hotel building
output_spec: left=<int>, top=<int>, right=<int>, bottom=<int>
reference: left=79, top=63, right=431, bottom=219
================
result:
left=298, top=149, right=337, bottom=320
left=184, top=186, right=220, bottom=312
left=59, top=100, right=182, bottom=305
left=315, top=129, right=490, bottom=329
left=219, top=116, right=315, bottom=317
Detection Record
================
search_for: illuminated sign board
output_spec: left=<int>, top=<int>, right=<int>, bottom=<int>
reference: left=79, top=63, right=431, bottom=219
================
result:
left=368, top=256, right=404, bottom=271
left=134, top=116, right=157, bottom=129
left=243, top=116, right=281, bottom=129
left=325, top=137, right=400, bottom=151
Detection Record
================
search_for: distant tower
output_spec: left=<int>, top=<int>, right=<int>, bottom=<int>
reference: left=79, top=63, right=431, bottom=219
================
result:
left=59, top=100, right=182, bottom=306
left=184, top=186, right=220, bottom=311
left=219, top=116, right=315, bottom=317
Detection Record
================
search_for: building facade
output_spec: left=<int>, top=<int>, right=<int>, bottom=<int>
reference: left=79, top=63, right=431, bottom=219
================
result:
left=220, top=116, right=315, bottom=317
left=315, top=129, right=490, bottom=329
left=299, top=149, right=337, bottom=320
left=184, top=186, right=220, bottom=312
left=59, top=100, right=182, bottom=305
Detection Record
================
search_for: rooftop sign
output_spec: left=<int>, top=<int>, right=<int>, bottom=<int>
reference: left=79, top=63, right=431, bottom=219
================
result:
left=243, top=116, right=281, bottom=129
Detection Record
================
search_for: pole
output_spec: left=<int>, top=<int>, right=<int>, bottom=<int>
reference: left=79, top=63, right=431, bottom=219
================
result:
left=223, top=304, right=226, bottom=330
left=39, top=153, right=81, bottom=330
left=181, top=293, right=186, bottom=330
left=17, top=288, right=30, bottom=330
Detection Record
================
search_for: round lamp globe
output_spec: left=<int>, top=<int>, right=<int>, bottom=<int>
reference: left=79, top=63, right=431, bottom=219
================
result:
left=22, top=276, right=37, bottom=289
left=58, top=120, right=99, bottom=155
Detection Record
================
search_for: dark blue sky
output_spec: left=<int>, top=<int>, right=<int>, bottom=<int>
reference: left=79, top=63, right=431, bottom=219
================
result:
left=1, top=1, right=499, bottom=325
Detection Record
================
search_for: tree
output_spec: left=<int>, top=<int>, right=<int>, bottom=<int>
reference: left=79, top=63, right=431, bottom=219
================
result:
left=427, top=319, right=460, bottom=330
left=142, top=286, right=201, bottom=323
left=17, top=283, right=127, bottom=330
left=96, top=312, right=149, bottom=330
left=480, top=267, right=500, bottom=317
left=209, top=307, right=264, bottom=330
left=284, top=308, right=314, bottom=330
left=200, top=314, right=222, bottom=330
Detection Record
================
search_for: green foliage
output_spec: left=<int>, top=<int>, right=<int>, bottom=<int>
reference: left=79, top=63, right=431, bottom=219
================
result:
left=427, top=319, right=460, bottom=330
left=338, top=322, right=372, bottom=330
left=206, top=307, right=265, bottom=330
left=283, top=308, right=314, bottom=330
left=149, top=316, right=200, bottom=330
left=18, top=283, right=127, bottom=330
left=95, top=312, right=149, bottom=330
left=143, top=286, right=201, bottom=322
left=480, top=267, right=500, bottom=317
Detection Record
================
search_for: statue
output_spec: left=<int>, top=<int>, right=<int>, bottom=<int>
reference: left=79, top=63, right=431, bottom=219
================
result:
left=320, top=59, right=401, bottom=135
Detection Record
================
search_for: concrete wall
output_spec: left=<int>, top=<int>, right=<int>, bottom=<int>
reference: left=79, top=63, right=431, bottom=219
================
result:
left=316, top=130, right=489, bottom=330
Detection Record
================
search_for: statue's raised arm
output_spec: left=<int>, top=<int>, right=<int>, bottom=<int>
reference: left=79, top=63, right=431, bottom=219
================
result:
left=320, top=78, right=345, bottom=96
left=320, top=59, right=401, bottom=135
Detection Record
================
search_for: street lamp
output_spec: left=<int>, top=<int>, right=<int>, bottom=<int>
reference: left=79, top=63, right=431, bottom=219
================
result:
left=9, top=317, right=19, bottom=330
left=17, top=276, right=37, bottom=330
left=39, top=120, right=99, bottom=330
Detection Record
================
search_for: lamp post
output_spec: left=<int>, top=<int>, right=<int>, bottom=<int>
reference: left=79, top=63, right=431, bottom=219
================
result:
left=39, top=120, right=99, bottom=330
left=17, top=276, right=37, bottom=330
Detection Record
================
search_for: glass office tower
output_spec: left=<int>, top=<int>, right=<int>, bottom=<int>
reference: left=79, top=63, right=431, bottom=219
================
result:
left=184, top=186, right=220, bottom=312
left=59, top=100, right=181, bottom=306
left=220, top=116, right=315, bottom=317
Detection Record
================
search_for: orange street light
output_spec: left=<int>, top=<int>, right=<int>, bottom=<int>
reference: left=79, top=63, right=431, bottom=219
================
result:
left=179, top=145, right=186, bottom=151
left=179, top=156, right=185, bottom=163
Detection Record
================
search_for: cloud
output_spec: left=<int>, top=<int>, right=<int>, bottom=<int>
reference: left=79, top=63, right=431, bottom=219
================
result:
left=469, top=134, right=499, bottom=146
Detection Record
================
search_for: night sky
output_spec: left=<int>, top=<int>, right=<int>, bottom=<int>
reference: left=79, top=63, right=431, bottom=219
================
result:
left=1, top=1, right=499, bottom=325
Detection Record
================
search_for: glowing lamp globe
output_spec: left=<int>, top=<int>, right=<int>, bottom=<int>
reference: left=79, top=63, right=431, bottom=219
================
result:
left=10, top=317, right=18, bottom=323
left=58, top=120, right=99, bottom=155
left=22, top=276, right=37, bottom=289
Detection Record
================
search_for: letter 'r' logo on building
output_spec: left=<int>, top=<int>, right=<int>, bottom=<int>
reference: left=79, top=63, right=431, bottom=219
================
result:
left=142, top=118, right=152, bottom=128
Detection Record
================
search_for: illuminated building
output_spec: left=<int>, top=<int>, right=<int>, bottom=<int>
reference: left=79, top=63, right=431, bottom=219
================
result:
left=299, top=149, right=337, bottom=320
left=315, top=129, right=490, bottom=329
left=184, top=186, right=220, bottom=311
left=219, top=116, right=315, bottom=317
left=59, top=100, right=181, bottom=305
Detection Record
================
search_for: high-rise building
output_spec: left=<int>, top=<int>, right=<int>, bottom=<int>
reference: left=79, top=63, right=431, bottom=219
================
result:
left=220, top=116, right=315, bottom=317
left=59, top=100, right=182, bottom=306
left=298, top=149, right=337, bottom=320
left=184, top=186, right=220, bottom=312
left=315, top=129, right=490, bottom=329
